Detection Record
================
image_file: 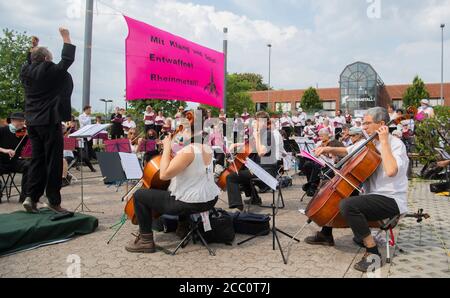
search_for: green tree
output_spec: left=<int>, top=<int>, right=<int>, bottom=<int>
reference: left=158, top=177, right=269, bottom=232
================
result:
left=300, top=87, right=322, bottom=113
left=225, top=74, right=256, bottom=116
left=403, top=76, right=430, bottom=108
left=0, top=29, right=30, bottom=118
left=233, top=73, right=269, bottom=91
left=414, top=106, right=450, bottom=165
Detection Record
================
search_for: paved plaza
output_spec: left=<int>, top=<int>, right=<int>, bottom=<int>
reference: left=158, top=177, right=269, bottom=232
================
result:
left=0, top=166, right=449, bottom=278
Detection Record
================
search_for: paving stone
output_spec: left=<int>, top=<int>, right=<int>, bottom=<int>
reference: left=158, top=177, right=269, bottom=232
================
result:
left=0, top=167, right=448, bottom=277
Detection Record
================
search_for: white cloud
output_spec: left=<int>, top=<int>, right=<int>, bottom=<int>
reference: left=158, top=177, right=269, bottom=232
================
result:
left=0, top=0, right=449, bottom=112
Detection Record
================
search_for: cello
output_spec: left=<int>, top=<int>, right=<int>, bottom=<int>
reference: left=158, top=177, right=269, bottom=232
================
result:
left=305, top=107, right=417, bottom=228
left=123, top=111, right=194, bottom=225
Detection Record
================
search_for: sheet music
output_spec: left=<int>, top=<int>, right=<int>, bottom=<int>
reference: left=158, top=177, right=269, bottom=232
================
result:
left=296, top=138, right=316, bottom=152
left=119, top=153, right=143, bottom=180
left=245, top=158, right=279, bottom=191
left=300, top=150, right=326, bottom=167
left=69, top=124, right=111, bottom=138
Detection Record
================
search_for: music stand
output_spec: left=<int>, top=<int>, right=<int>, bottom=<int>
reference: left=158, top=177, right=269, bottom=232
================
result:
left=96, top=152, right=144, bottom=244
left=63, top=137, right=78, bottom=182
left=296, top=138, right=315, bottom=154
left=69, top=124, right=110, bottom=213
left=104, top=139, right=132, bottom=153
left=237, top=159, right=300, bottom=265
left=139, top=139, right=157, bottom=153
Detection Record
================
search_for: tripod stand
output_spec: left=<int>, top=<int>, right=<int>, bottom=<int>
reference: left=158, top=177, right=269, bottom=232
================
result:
left=73, top=137, right=103, bottom=214
left=69, top=124, right=110, bottom=214
left=238, top=176, right=300, bottom=265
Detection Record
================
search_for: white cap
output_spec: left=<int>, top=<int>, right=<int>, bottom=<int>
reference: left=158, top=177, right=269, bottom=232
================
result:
left=355, top=118, right=362, bottom=123
left=421, top=99, right=430, bottom=105
left=298, top=108, right=303, bottom=112
left=314, top=112, right=320, bottom=117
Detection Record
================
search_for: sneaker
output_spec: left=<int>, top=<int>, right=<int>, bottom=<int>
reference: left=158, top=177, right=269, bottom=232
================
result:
left=354, top=253, right=383, bottom=273
left=23, top=198, right=39, bottom=214
left=302, top=183, right=311, bottom=192
left=305, top=232, right=335, bottom=247
left=44, top=203, right=68, bottom=214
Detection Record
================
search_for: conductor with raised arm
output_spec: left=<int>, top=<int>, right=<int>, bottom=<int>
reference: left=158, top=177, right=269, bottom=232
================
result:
left=20, top=28, right=75, bottom=213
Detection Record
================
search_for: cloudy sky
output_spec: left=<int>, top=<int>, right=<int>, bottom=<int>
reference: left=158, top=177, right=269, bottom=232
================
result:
left=0, top=0, right=449, bottom=112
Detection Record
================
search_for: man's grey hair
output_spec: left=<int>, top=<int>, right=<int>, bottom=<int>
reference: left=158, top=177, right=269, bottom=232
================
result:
left=30, top=47, right=53, bottom=63
left=366, top=107, right=390, bottom=124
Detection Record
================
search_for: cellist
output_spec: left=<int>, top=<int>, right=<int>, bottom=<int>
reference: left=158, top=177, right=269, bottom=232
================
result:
left=304, top=107, right=409, bottom=273
left=125, top=109, right=220, bottom=254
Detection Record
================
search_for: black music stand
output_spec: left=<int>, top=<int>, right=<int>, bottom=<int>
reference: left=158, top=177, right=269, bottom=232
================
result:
left=96, top=152, right=144, bottom=244
left=237, top=159, right=300, bottom=265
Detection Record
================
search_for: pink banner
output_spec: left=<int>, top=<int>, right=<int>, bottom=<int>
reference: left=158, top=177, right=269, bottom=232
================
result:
left=125, top=16, right=224, bottom=108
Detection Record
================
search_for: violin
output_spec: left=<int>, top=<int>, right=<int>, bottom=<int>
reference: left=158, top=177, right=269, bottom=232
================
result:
left=9, top=126, right=28, bottom=160
left=123, top=111, right=195, bottom=225
left=15, top=127, right=27, bottom=138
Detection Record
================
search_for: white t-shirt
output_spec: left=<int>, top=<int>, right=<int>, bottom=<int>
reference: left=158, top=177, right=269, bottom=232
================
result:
left=346, top=135, right=409, bottom=214
left=144, top=112, right=156, bottom=125
left=79, top=113, right=92, bottom=128
left=168, top=144, right=221, bottom=203
left=333, top=116, right=346, bottom=128
left=280, top=117, right=293, bottom=128
left=122, top=120, right=136, bottom=135
left=155, top=116, right=166, bottom=126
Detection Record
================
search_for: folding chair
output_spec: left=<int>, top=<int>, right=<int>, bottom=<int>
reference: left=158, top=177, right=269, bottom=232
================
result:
left=171, top=210, right=216, bottom=257
left=0, top=172, right=21, bottom=202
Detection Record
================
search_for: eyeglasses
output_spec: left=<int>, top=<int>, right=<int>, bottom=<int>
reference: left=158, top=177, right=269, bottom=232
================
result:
left=362, top=121, right=374, bottom=126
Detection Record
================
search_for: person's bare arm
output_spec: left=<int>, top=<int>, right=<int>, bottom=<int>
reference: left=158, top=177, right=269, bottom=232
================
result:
left=378, top=126, right=399, bottom=177
left=314, top=147, right=348, bottom=158
left=159, top=137, right=194, bottom=181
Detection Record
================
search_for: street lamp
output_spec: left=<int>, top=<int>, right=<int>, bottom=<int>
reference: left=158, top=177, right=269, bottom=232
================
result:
left=441, top=24, right=445, bottom=103
left=267, top=44, right=272, bottom=108
left=100, top=99, right=113, bottom=122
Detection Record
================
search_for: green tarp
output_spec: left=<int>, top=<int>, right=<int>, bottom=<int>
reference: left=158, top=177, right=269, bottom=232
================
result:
left=0, top=209, right=98, bottom=256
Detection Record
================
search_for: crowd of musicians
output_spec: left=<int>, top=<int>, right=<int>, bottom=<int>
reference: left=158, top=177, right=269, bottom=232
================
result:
left=0, top=28, right=444, bottom=273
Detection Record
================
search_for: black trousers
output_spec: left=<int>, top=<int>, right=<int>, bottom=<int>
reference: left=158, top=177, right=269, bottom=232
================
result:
left=302, top=160, right=322, bottom=186
left=155, top=125, right=162, bottom=137
left=0, top=159, right=30, bottom=200
left=294, top=126, right=304, bottom=137
left=28, top=124, right=63, bottom=205
left=227, top=166, right=277, bottom=208
left=134, top=189, right=218, bottom=234
left=282, top=127, right=292, bottom=137
left=326, top=195, right=400, bottom=240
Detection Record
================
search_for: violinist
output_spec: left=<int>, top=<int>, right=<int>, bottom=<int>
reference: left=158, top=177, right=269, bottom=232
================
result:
left=305, top=107, right=409, bottom=273
left=125, top=109, right=220, bottom=254
left=138, top=129, right=161, bottom=165
left=339, top=124, right=353, bottom=147
left=0, top=112, right=30, bottom=203
left=226, top=111, right=283, bottom=210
